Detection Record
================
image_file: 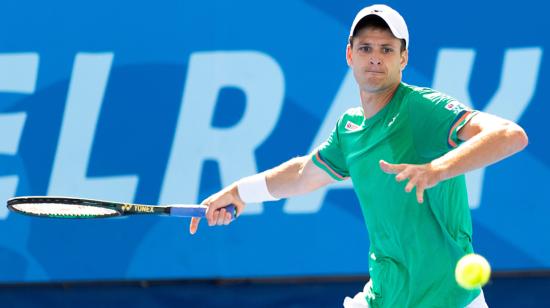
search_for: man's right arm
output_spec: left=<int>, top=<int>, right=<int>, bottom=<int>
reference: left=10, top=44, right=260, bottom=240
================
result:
left=189, top=154, right=335, bottom=234
left=266, top=155, right=336, bottom=198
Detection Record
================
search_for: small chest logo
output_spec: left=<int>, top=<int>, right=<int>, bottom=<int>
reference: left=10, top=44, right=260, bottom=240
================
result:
left=344, top=121, right=360, bottom=131
left=388, top=113, right=400, bottom=127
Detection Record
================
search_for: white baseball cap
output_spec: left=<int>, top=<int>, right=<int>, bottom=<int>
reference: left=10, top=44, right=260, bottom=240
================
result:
left=349, top=4, right=409, bottom=49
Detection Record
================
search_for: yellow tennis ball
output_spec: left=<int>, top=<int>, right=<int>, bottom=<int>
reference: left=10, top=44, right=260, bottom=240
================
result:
left=455, top=253, right=491, bottom=289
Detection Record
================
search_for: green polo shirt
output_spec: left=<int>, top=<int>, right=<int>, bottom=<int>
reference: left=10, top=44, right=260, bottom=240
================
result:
left=313, top=82, right=480, bottom=307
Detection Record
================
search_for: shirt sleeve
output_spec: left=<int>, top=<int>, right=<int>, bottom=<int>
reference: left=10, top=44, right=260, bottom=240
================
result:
left=311, top=119, right=350, bottom=181
left=408, top=89, right=478, bottom=158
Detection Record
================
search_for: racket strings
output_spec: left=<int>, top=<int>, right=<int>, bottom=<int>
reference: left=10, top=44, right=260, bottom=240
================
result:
left=10, top=203, right=117, bottom=217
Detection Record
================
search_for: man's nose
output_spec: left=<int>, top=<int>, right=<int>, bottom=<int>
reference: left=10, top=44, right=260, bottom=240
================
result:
left=369, top=57, right=381, bottom=65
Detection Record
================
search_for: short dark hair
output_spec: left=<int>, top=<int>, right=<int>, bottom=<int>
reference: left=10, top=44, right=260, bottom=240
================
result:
left=349, top=15, right=406, bottom=52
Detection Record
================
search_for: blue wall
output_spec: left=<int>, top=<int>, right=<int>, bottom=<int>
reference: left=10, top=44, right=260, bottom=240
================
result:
left=2, top=276, right=550, bottom=308
left=0, top=0, right=548, bottom=282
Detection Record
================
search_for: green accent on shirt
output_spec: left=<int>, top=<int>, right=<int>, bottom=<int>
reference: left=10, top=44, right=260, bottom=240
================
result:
left=313, top=83, right=480, bottom=307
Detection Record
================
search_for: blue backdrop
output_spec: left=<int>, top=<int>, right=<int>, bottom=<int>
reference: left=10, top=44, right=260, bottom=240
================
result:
left=0, top=0, right=548, bottom=282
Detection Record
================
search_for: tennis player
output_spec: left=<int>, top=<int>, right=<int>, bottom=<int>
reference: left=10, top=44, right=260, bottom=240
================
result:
left=190, top=4, right=528, bottom=307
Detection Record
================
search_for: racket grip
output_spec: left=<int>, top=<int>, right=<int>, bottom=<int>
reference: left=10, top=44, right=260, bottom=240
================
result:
left=170, top=206, right=207, bottom=217
left=224, top=205, right=237, bottom=220
left=170, top=204, right=237, bottom=220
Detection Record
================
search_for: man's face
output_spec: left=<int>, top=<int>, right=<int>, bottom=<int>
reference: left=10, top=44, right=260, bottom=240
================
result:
left=346, top=27, right=408, bottom=93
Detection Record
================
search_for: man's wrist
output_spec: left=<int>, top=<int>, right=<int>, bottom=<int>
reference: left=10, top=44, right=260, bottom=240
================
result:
left=429, top=159, right=448, bottom=182
left=229, top=183, right=244, bottom=204
left=236, top=174, right=279, bottom=203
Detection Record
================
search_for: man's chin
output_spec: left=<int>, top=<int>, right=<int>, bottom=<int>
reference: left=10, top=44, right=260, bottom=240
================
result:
left=361, top=79, right=401, bottom=93
left=362, top=83, right=387, bottom=93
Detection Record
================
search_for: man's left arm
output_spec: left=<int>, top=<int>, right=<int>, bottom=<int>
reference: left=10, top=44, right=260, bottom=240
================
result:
left=380, top=112, right=528, bottom=203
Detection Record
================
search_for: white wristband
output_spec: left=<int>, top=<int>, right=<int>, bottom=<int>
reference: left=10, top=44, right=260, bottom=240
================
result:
left=237, top=174, right=279, bottom=203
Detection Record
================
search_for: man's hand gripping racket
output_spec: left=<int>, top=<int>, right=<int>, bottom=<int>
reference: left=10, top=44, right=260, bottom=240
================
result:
left=190, top=183, right=246, bottom=235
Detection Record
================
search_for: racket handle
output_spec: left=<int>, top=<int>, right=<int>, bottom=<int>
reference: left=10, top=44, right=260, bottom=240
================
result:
left=169, top=204, right=237, bottom=220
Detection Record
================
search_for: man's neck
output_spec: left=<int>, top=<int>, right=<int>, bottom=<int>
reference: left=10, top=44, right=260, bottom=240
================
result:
left=360, top=82, right=400, bottom=119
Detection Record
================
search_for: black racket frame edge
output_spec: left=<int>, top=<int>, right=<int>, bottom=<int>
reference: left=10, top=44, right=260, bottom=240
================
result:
left=7, top=197, right=171, bottom=219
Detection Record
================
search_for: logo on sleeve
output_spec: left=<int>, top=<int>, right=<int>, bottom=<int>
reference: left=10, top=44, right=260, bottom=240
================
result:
left=345, top=121, right=361, bottom=131
left=445, top=101, right=468, bottom=114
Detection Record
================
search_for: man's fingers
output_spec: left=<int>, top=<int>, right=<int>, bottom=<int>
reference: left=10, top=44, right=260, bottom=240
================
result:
left=216, top=208, right=227, bottom=226
left=382, top=161, right=431, bottom=204
left=380, top=160, right=405, bottom=174
left=203, top=200, right=214, bottom=223
left=210, top=209, right=219, bottom=226
left=190, top=217, right=200, bottom=235
left=194, top=186, right=244, bottom=233
left=379, top=160, right=395, bottom=173
left=223, top=211, right=232, bottom=225
left=198, top=205, right=236, bottom=231
left=395, top=170, right=410, bottom=182
left=416, top=185, right=425, bottom=204
left=203, top=197, right=227, bottom=223
left=405, top=178, right=416, bottom=193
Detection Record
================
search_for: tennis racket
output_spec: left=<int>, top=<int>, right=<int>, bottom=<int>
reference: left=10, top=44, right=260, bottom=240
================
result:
left=7, top=196, right=236, bottom=219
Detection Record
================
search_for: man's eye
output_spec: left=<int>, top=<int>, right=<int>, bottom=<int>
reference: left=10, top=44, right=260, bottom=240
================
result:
left=360, top=46, right=371, bottom=52
left=383, top=48, right=393, bottom=53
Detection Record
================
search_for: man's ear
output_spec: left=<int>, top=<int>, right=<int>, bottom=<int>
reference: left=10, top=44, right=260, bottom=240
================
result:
left=346, top=43, right=353, bottom=67
left=400, top=49, right=408, bottom=71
